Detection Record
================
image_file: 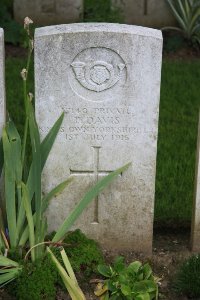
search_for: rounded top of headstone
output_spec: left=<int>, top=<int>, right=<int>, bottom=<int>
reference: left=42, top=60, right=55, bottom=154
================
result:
left=35, top=23, right=162, bottom=40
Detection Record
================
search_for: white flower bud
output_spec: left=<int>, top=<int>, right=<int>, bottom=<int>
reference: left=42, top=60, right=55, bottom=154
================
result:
left=29, top=93, right=34, bottom=102
left=24, top=17, right=33, bottom=29
left=21, top=68, right=27, bottom=81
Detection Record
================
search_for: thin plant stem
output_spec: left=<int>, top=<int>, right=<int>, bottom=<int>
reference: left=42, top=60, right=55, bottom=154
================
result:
left=21, top=44, right=33, bottom=174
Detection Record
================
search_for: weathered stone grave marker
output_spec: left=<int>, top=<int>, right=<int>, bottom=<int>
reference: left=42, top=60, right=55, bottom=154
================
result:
left=35, top=23, right=163, bottom=253
left=191, top=112, right=200, bottom=252
left=14, top=0, right=83, bottom=26
left=0, top=29, right=5, bottom=135
left=112, top=0, right=176, bottom=28
left=143, top=0, right=148, bottom=16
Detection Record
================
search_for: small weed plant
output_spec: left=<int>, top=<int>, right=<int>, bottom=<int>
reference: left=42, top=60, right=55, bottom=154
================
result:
left=174, top=254, right=200, bottom=297
left=164, top=0, right=200, bottom=46
left=94, top=256, right=159, bottom=300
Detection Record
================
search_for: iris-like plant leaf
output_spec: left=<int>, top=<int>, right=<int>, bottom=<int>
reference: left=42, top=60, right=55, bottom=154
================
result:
left=52, top=162, right=131, bottom=243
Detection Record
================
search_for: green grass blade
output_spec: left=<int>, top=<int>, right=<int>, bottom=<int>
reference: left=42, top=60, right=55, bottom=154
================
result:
left=52, top=163, right=131, bottom=242
left=21, top=182, right=35, bottom=262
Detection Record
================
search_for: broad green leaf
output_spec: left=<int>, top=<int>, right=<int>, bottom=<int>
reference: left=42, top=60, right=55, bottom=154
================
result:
left=128, top=261, right=142, bottom=274
left=121, top=284, right=132, bottom=295
left=141, top=280, right=157, bottom=293
left=142, top=264, right=152, bottom=279
left=135, top=293, right=150, bottom=300
left=98, top=265, right=113, bottom=277
left=52, top=163, right=131, bottom=242
left=113, top=256, right=125, bottom=273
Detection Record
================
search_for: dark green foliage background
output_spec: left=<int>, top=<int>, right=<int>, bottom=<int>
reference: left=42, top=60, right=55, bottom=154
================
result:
left=0, top=2, right=25, bottom=45
left=84, top=0, right=123, bottom=23
left=174, top=255, right=200, bottom=297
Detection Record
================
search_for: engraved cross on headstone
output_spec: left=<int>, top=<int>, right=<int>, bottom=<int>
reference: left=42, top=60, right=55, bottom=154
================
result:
left=143, top=0, right=148, bottom=15
left=70, top=146, right=114, bottom=224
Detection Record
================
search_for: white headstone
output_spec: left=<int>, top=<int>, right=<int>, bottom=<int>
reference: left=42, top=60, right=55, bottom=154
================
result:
left=0, top=29, right=5, bottom=135
left=191, top=112, right=200, bottom=252
left=112, top=0, right=176, bottom=28
left=14, top=0, right=83, bottom=26
left=35, top=23, right=162, bottom=254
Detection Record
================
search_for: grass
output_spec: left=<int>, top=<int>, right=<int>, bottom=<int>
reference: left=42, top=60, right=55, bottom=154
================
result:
left=155, top=60, right=200, bottom=222
left=5, top=56, right=200, bottom=223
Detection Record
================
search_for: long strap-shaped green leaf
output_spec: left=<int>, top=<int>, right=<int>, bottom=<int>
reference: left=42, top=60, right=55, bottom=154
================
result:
left=0, top=139, right=3, bottom=177
left=18, top=177, right=74, bottom=246
left=5, top=121, right=23, bottom=242
left=2, top=127, right=17, bottom=248
left=27, top=100, right=42, bottom=252
left=47, top=247, right=86, bottom=300
left=0, top=270, right=20, bottom=288
left=27, top=112, right=64, bottom=197
left=0, top=255, right=19, bottom=267
left=52, top=162, right=131, bottom=243
left=21, top=182, right=35, bottom=262
left=16, top=113, right=64, bottom=238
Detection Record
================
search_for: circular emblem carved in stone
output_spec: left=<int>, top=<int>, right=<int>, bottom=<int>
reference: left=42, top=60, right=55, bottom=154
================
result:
left=69, top=47, right=127, bottom=97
